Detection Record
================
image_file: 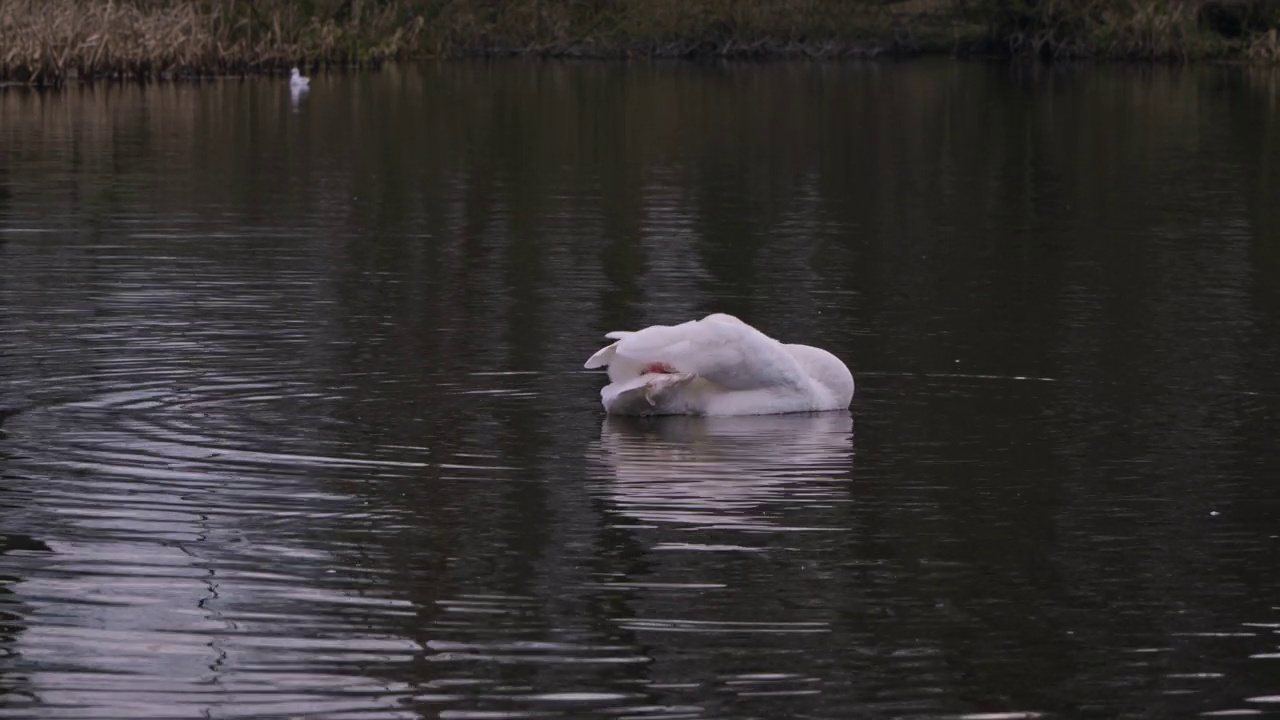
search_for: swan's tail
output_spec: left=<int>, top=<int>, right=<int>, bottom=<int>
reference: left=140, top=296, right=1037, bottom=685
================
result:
left=601, top=372, right=696, bottom=416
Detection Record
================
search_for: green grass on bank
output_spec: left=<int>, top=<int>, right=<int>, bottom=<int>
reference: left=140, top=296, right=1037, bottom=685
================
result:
left=2, top=0, right=1279, bottom=86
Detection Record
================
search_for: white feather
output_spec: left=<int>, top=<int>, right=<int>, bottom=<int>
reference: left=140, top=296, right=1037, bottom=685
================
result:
left=583, top=313, right=854, bottom=416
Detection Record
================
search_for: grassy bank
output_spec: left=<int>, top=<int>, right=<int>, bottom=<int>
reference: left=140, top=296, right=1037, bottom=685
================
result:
left=0, top=0, right=425, bottom=85
left=971, top=0, right=1280, bottom=61
left=3, top=0, right=1280, bottom=85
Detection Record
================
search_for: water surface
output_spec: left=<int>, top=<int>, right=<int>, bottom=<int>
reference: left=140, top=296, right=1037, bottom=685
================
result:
left=1, top=61, right=1279, bottom=719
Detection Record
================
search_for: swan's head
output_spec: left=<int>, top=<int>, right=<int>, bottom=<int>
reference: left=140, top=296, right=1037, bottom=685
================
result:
left=290, top=67, right=301, bottom=79
left=785, top=344, right=855, bottom=409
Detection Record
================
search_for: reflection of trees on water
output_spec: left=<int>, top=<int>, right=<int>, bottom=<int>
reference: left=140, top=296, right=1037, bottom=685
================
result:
left=5, top=64, right=1275, bottom=376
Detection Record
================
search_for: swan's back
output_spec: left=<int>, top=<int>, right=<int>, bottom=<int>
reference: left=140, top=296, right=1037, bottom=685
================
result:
left=587, top=314, right=809, bottom=393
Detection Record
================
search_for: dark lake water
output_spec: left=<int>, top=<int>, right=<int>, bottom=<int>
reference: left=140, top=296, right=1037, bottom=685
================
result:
left=2, top=60, right=1279, bottom=719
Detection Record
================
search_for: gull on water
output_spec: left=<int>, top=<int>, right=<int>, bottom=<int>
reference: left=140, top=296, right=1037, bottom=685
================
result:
left=290, top=67, right=310, bottom=91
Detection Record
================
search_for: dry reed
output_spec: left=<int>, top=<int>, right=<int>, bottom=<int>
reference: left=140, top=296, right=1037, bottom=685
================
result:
left=0, top=0, right=424, bottom=85
left=2, top=0, right=1280, bottom=86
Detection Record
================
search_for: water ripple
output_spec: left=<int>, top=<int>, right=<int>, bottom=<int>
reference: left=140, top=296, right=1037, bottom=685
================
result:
left=0, top=287, right=424, bottom=719
left=4, top=61, right=1280, bottom=720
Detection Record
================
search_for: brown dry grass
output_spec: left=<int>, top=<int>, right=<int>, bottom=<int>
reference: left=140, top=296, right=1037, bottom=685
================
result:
left=1, top=0, right=976, bottom=85
left=2, top=0, right=1280, bottom=86
left=0, top=0, right=424, bottom=85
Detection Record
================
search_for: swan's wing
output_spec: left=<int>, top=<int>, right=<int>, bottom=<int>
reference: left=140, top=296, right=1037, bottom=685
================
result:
left=583, top=330, right=641, bottom=369
left=609, top=315, right=809, bottom=392
left=584, top=343, right=616, bottom=369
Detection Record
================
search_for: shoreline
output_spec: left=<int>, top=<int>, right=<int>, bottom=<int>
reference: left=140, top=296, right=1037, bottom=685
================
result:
left=2, top=0, right=1278, bottom=87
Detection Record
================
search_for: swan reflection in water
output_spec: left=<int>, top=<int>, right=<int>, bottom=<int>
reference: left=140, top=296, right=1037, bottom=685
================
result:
left=589, top=412, right=854, bottom=532
left=289, top=79, right=309, bottom=112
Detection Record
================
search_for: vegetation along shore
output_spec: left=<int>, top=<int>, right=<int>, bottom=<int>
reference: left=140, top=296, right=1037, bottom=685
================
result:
left=3, top=0, right=1280, bottom=86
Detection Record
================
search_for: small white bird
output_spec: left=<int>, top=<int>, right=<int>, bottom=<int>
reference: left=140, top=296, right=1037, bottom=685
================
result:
left=289, top=67, right=310, bottom=91
left=584, top=313, right=854, bottom=416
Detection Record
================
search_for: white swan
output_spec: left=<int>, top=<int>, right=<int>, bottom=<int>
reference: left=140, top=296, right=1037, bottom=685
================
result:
left=289, top=67, right=310, bottom=91
left=583, top=313, right=854, bottom=416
